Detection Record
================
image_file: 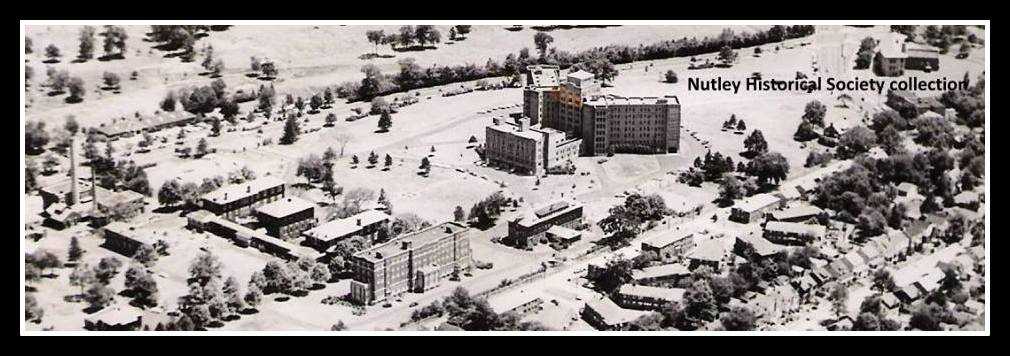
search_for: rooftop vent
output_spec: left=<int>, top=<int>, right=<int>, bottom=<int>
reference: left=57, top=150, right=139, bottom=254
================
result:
left=401, top=240, right=413, bottom=250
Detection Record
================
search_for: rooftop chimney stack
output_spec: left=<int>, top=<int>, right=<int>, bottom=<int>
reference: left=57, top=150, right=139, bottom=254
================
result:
left=519, top=117, right=530, bottom=132
left=401, top=240, right=412, bottom=250
left=356, top=218, right=362, bottom=226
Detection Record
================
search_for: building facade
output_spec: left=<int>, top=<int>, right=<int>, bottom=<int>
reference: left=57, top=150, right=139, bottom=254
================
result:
left=348, top=222, right=472, bottom=305
left=255, top=197, right=317, bottom=240
left=518, top=65, right=681, bottom=157
left=484, top=117, right=581, bottom=176
left=581, top=94, right=681, bottom=156
left=505, top=200, right=583, bottom=249
left=200, top=177, right=285, bottom=220
left=641, top=231, right=695, bottom=263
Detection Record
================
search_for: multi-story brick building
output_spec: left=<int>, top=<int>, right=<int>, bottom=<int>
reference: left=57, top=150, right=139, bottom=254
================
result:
left=255, top=196, right=317, bottom=240
left=200, top=177, right=285, bottom=220
left=581, top=94, right=681, bottom=156
left=641, top=231, right=695, bottom=263
left=523, top=65, right=561, bottom=126
left=505, top=200, right=583, bottom=249
left=484, top=117, right=581, bottom=176
left=518, top=65, right=680, bottom=157
left=348, top=222, right=472, bottom=305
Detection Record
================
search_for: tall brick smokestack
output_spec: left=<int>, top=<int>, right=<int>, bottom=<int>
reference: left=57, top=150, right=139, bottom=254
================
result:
left=69, top=137, right=80, bottom=206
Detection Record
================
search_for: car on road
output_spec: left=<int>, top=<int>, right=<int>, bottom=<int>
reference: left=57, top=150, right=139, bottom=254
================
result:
left=409, top=302, right=418, bottom=308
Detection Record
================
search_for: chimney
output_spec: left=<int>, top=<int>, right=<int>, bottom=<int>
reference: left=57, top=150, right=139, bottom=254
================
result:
left=91, top=165, right=98, bottom=211
left=69, top=137, right=80, bottom=206
left=444, top=226, right=453, bottom=234
left=492, top=117, right=501, bottom=125
left=247, top=186, right=252, bottom=193
left=401, top=240, right=412, bottom=250
left=356, top=218, right=362, bottom=226
left=519, top=117, right=530, bottom=132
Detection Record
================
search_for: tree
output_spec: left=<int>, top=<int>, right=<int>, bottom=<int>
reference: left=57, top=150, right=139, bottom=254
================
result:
left=25, top=121, right=50, bottom=155
left=855, top=37, right=877, bottom=69
left=25, top=294, right=43, bottom=323
left=747, top=152, right=789, bottom=186
left=47, top=68, right=70, bottom=94
left=579, top=55, right=618, bottom=84
left=280, top=115, right=300, bottom=145
left=718, top=174, right=745, bottom=204
left=201, top=45, right=216, bottom=73
left=449, top=26, right=457, bottom=41
left=325, top=113, right=338, bottom=127
left=67, top=77, right=85, bottom=103
left=161, top=91, right=177, bottom=112
left=721, top=306, right=758, bottom=331
left=311, top=263, right=331, bottom=285
left=260, top=61, right=278, bottom=79
left=681, top=280, right=718, bottom=330
left=794, top=120, right=820, bottom=141
left=222, top=276, right=243, bottom=315
left=188, top=251, right=223, bottom=286
left=244, top=284, right=262, bottom=310
left=124, top=265, right=159, bottom=308
left=29, top=250, right=63, bottom=276
left=84, top=283, right=115, bottom=310
left=533, top=32, right=554, bottom=59
left=368, top=151, right=379, bottom=167
left=958, top=42, right=971, bottom=58
left=64, top=116, right=80, bottom=136
left=803, top=100, right=827, bottom=127
left=718, top=45, right=737, bottom=64
left=25, top=36, right=33, bottom=55
left=838, top=126, right=877, bottom=158
left=78, top=26, right=96, bottom=61
left=309, top=94, right=323, bottom=113
left=378, top=111, right=392, bottom=132
left=69, top=263, right=96, bottom=296
left=45, top=44, right=62, bottom=62
left=133, top=244, right=159, bottom=267
left=158, top=179, right=183, bottom=206
left=455, top=25, right=471, bottom=39
left=414, top=25, right=441, bottom=48
left=384, top=154, right=393, bottom=169
left=597, top=205, right=642, bottom=246
left=454, top=206, right=466, bottom=222
left=664, top=70, right=678, bottom=83
left=857, top=207, right=887, bottom=237
left=100, top=71, right=122, bottom=90
left=744, top=130, right=768, bottom=155
left=366, top=30, right=385, bottom=54
left=829, top=283, right=849, bottom=317
left=101, top=26, right=128, bottom=58
left=872, top=269, right=897, bottom=293
left=419, top=157, right=431, bottom=175
left=94, top=257, right=123, bottom=285
left=909, top=303, right=943, bottom=331
left=68, top=236, right=84, bottom=262
left=196, top=138, right=209, bottom=157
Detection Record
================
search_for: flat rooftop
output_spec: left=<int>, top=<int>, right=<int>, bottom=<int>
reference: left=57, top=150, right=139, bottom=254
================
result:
left=525, top=65, right=561, bottom=88
left=487, top=119, right=543, bottom=141
left=202, top=176, right=285, bottom=205
left=764, top=221, right=827, bottom=238
left=515, top=199, right=582, bottom=228
left=643, top=230, right=693, bottom=249
left=632, top=263, right=691, bottom=281
left=584, top=296, right=648, bottom=327
left=305, top=209, right=390, bottom=242
left=690, top=239, right=725, bottom=262
left=584, top=94, right=680, bottom=106
left=355, top=221, right=468, bottom=262
left=769, top=206, right=824, bottom=221
left=256, top=196, right=315, bottom=219
left=734, top=193, right=781, bottom=213
left=618, top=284, right=686, bottom=302
left=488, top=288, right=544, bottom=315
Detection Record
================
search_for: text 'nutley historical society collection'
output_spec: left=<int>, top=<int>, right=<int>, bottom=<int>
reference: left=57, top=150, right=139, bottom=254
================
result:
left=687, top=76, right=970, bottom=95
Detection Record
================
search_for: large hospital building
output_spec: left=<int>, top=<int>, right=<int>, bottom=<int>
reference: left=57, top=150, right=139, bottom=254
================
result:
left=490, top=65, right=681, bottom=170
